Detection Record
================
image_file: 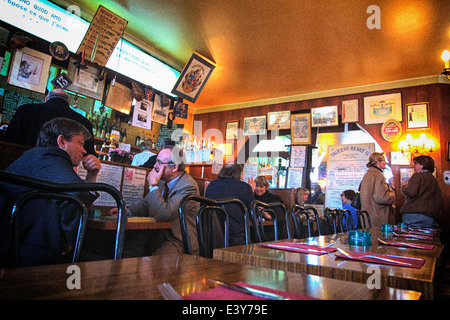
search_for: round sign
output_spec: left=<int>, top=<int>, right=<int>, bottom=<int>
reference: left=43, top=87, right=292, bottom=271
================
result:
left=381, top=119, right=402, bottom=142
left=49, top=41, right=69, bottom=61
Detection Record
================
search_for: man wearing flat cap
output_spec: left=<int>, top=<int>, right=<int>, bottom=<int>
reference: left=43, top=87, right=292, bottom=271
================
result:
left=4, top=88, right=96, bottom=155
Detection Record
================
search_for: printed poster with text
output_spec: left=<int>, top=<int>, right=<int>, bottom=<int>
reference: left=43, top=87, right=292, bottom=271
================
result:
left=325, top=143, right=374, bottom=209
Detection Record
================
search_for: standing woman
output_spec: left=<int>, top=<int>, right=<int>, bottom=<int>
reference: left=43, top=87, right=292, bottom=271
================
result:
left=360, top=152, right=395, bottom=227
left=400, top=155, right=442, bottom=228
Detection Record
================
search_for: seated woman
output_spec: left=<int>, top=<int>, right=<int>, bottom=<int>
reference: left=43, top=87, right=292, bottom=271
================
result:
left=251, top=176, right=283, bottom=220
left=295, top=187, right=310, bottom=207
left=250, top=176, right=286, bottom=240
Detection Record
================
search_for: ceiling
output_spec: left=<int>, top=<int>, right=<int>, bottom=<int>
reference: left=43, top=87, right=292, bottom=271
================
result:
left=52, top=0, right=450, bottom=111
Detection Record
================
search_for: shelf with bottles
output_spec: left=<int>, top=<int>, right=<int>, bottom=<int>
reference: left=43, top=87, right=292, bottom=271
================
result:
left=180, top=135, right=218, bottom=164
left=247, top=156, right=289, bottom=188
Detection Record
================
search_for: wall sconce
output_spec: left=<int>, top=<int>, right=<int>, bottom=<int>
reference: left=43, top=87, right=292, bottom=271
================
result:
left=442, top=50, right=450, bottom=80
left=398, top=133, right=435, bottom=158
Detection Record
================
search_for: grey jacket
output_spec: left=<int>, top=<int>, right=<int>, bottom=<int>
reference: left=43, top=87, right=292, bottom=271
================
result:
left=129, top=171, right=199, bottom=254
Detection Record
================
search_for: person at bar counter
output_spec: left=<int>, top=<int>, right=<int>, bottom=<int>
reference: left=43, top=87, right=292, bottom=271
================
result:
left=400, top=155, right=442, bottom=228
left=131, top=141, right=156, bottom=166
left=205, top=163, right=254, bottom=246
left=360, top=152, right=395, bottom=227
left=0, top=118, right=101, bottom=267
left=4, top=88, right=96, bottom=155
left=109, top=145, right=200, bottom=255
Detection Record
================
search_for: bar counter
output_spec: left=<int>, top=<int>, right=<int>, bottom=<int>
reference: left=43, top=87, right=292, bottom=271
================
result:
left=0, top=254, right=420, bottom=300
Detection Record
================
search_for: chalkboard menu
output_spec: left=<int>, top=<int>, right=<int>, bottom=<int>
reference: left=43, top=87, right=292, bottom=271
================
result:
left=157, top=123, right=184, bottom=145
left=1, top=90, right=44, bottom=122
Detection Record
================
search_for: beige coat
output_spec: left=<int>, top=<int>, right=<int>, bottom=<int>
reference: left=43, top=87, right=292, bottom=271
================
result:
left=360, top=167, right=395, bottom=227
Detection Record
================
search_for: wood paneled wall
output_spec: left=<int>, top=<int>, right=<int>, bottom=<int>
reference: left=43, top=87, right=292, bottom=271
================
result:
left=194, top=83, right=450, bottom=230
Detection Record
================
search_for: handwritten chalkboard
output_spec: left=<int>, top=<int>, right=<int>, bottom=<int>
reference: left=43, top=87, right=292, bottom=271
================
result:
left=1, top=91, right=43, bottom=122
left=157, top=123, right=184, bottom=145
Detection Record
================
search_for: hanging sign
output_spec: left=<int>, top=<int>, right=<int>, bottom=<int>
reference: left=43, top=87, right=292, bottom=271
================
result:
left=77, top=5, right=128, bottom=66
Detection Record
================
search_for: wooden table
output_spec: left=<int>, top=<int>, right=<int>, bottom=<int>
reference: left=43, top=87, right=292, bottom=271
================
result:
left=214, top=228, right=444, bottom=300
left=0, top=254, right=420, bottom=300
left=87, top=217, right=172, bottom=230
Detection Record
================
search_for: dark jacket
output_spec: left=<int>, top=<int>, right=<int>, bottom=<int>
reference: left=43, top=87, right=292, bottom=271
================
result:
left=4, top=98, right=96, bottom=155
left=205, top=178, right=254, bottom=246
left=0, top=147, right=98, bottom=267
left=401, top=171, right=442, bottom=220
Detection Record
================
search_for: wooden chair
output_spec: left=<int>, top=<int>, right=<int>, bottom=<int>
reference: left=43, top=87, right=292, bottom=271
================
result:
left=178, top=194, right=251, bottom=257
left=0, top=170, right=127, bottom=266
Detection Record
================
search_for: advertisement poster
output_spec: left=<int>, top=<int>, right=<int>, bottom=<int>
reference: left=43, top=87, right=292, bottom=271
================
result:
left=325, top=143, right=375, bottom=209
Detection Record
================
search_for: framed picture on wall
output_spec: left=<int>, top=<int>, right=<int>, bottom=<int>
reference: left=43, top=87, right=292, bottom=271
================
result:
left=171, top=52, right=215, bottom=103
left=364, top=93, right=402, bottom=124
left=267, top=110, right=291, bottom=130
left=406, top=102, right=429, bottom=129
left=7, top=47, right=52, bottom=93
left=225, top=120, right=239, bottom=140
left=243, top=116, right=266, bottom=136
left=290, top=113, right=311, bottom=145
left=311, top=106, right=338, bottom=127
left=67, top=58, right=106, bottom=100
left=342, top=99, right=359, bottom=123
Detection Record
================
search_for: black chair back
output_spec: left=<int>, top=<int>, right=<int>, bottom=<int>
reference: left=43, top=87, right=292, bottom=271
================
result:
left=357, top=210, right=372, bottom=228
left=179, top=194, right=251, bottom=257
left=290, top=204, right=312, bottom=238
left=250, top=200, right=291, bottom=242
left=0, top=170, right=127, bottom=266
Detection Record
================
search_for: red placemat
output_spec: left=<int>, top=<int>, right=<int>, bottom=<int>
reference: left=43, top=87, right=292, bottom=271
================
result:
left=393, top=232, right=433, bottom=240
left=185, top=281, right=320, bottom=300
left=335, top=251, right=425, bottom=268
left=378, top=238, right=434, bottom=250
left=261, top=242, right=336, bottom=255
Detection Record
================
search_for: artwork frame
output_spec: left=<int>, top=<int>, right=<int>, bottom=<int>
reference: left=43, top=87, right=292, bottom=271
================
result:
left=311, top=106, right=339, bottom=127
left=267, top=110, right=291, bottom=130
left=243, top=116, right=266, bottom=136
left=225, top=120, right=240, bottom=140
left=7, top=47, right=52, bottom=94
left=364, top=93, right=402, bottom=125
left=290, top=113, right=311, bottom=145
left=171, top=52, right=215, bottom=103
left=67, top=58, right=106, bottom=100
left=406, top=102, right=429, bottom=129
left=342, top=99, right=359, bottom=123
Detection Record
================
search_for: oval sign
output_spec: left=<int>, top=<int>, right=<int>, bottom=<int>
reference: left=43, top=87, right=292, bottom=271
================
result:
left=381, top=118, right=402, bottom=142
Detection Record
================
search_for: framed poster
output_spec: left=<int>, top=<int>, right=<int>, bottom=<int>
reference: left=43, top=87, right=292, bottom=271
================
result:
left=243, top=116, right=266, bottom=136
left=290, top=145, right=307, bottom=167
left=290, top=113, right=311, bottom=145
left=286, top=167, right=304, bottom=188
left=364, top=93, right=402, bottom=124
left=104, top=81, right=132, bottom=115
left=151, top=93, right=171, bottom=125
left=225, top=120, right=239, bottom=140
left=311, top=106, right=338, bottom=127
left=7, top=47, right=52, bottom=93
left=67, top=58, right=106, bottom=100
left=267, top=110, right=291, bottom=130
left=406, top=102, right=429, bottom=129
left=171, top=52, right=215, bottom=103
left=342, top=99, right=359, bottom=123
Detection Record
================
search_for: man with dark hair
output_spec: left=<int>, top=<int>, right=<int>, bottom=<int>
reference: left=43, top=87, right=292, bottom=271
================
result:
left=110, top=145, right=199, bottom=255
left=205, top=163, right=254, bottom=246
left=4, top=88, right=96, bottom=155
left=0, top=118, right=101, bottom=267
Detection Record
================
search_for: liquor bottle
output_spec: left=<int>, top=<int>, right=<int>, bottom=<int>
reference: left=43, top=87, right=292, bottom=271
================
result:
left=122, top=128, right=127, bottom=143
left=135, top=133, right=141, bottom=146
